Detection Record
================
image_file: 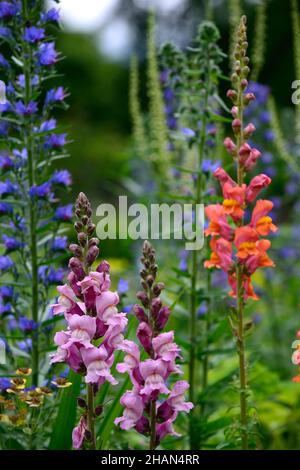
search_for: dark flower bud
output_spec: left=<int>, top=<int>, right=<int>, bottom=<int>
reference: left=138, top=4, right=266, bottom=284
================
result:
left=146, top=274, right=154, bottom=287
left=95, top=405, right=103, bottom=416
left=153, top=282, right=165, bottom=296
left=88, top=238, right=99, bottom=247
left=156, top=306, right=171, bottom=330
left=137, top=322, right=153, bottom=355
left=87, top=223, right=96, bottom=236
left=74, top=221, right=83, bottom=232
left=77, top=397, right=87, bottom=409
left=133, top=304, right=148, bottom=323
left=157, top=401, right=173, bottom=421
left=81, top=215, right=89, bottom=226
left=135, top=416, right=150, bottom=435
left=140, top=279, right=148, bottom=291
left=151, top=297, right=162, bottom=319
left=140, top=269, right=147, bottom=279
left=136, top=291, right=149, bottom=307
left=96, top=260, right=110, bottom=273
left=86, top=245, right=99, bottom=265
left=78, top=232, right=87, bottom=247
left=69, top=257, right=85, bottom=280
left=84, top=430, right=92, bottom=441
left=69, top=243, right=82, bottom=258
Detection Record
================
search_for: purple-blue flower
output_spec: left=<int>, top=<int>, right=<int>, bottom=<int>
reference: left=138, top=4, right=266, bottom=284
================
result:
left=0, top=301, right=12, bottom=315
left=51, top=236, right=68, bottom=252
left=29, top=181, right=52, bottom=198
left=2, top=234, right=22, bottom=252
left=38, top=42, right=58, bottom=66
left=45, top=86, right=67, bottom=104
left=202, top=159, right=220, bottom=173
left=19, top=316, right=38, bottom=333
left=39, top=266, right=65, bottom=285
left=197, top=302, right=208, bottom=316
left=17, top=74, right=39, bottom=88
left=118, top=278, right=129, bottom=295
left=39, top=118, right=56, bottom=133
left=16, top=338, right=32, bottom=352
left=0, top=154, right=13, bottom=171
left=54, top=204, right=73, bottom=221
left=0, top=179, right=17, bottom=197
left=179, top=249, right=188, bottom=271
left=0, top=202, right=12, bottom=216
left=0, top=53, right=9, bottom=68
left=0, top=285, right=13, bottom=300
left=41, top=8, right=60, bottom=23
left=51, top=169, right=72, bottom=186
left=15, top=100, right=38, bottom=116
left=181, top=127, right=196, bottom=138
left=0, top=255, right=14, bottom=271
left=44, top=133, right=67, bottom=149
left=0, top=377, right=10, bottom=391
left=0, top=2, right=19, bottom=19
left=0, top=26, right=12, bottom=39
left=24, top=26, right=45, bottom=43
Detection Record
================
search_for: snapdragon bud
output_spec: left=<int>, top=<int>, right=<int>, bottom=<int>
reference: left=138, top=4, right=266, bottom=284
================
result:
left=133, top=304, right=148, bottom=323
left=86, top=245, right=99, bottom=266
left=69, top=243, right=82, bottom=258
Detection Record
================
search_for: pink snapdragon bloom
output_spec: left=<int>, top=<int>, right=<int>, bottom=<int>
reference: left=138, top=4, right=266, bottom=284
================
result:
left=72, top=416, right=88, bottom=450
left=167, top=381, right=194, bottom=413
left=51, top=193, right=128, bottom=450
left=245, top=174, right=271, bottom=203
left=115, top=241, right=193, bottom=448
left=152, top=331, right=181, bottom=363
left=205, top=204, right=234, bottom=241
left=117, top=340, right=140, bottom=374
left=140, top=359, right=170, bottom=398
left=114, top=391, right=144, bottom=430
left=292, top=341, right=300, bottom=365
left=52, top=284, right=85, bottom=318
left=51, top=331, right=83, bottom=372
left=81, top=345, right=116, bottom=385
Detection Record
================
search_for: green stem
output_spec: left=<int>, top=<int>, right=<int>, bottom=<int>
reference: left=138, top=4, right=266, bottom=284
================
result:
left=236, top=79, right=248, bottom=451
left=188, top=56, right=210, bottom=450
left=87, top=383, right=96, bottom=450
left=22, top=0, right=39, bottom=386
left=149, top=399, right=157, bottom=450
left=201, top=269, right=212, bottom=403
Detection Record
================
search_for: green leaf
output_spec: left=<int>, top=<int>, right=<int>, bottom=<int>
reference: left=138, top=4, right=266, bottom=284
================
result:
left=49, top=370, right=82, bottom=450
left=97, top=374, right=131, bottom=449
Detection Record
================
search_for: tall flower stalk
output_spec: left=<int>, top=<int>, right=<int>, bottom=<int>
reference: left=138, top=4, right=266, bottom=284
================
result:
left=160, top=22, right=224, bottom=448
left=51, top=193, right=128, bottom=450
left=204, top=16, right=277, bottom=449
left=0, top=0, right=71, bottom=386
left=115, top=241, right=193, bottom=450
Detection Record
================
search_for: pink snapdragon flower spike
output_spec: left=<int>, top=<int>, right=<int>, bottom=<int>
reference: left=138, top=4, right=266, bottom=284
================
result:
left=51, top=193, right=127, bottom=450
left=292, top=333, right=300, bottom=383
left=115, top=241, right=193, bottom=449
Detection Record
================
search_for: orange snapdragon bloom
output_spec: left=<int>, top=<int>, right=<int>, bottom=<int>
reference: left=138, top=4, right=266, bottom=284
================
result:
left=204, top=238, right=233, bottom=272
left=205, top=205, right=234, bottom=241
left=251, top=200, right=278, bottom=236
left=234, top=226, right=259, bottom=259
left=222, top=183, right=246, bottom=221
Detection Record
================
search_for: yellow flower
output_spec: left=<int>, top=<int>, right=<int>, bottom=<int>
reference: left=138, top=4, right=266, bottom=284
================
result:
left=0, top=414, right=9, bottom=424
left=10, top=377, right=26, bottom=389
left=16, top=367, right=32, bottom=376
left=51, top=377, right=72, bottom=388
left=36, top=386, right=53, bottom=396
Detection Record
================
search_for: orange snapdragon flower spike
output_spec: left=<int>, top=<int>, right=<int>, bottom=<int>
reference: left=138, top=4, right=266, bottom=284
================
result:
left=204, top=33, right=276, bottom=301
left=204, top=15, right=277, bottom=449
